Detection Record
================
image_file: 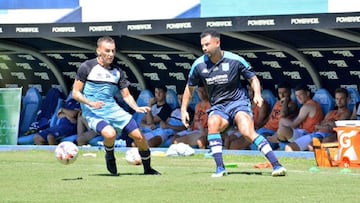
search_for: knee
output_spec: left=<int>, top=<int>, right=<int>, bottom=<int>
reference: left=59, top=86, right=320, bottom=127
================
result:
left=33, top=134, right=44, bottom=145
left=101, top=127, right=117, bottom=140
left=284, top=145, right=293, bottom=152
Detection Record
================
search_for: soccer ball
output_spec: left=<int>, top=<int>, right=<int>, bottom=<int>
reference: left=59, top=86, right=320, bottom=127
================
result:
left=125, top=148, right=142, bottom=165
left=55, top=141, right=79, bottom=165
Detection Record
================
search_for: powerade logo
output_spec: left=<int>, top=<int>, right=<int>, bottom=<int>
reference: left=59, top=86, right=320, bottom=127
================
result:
left=303, top=51, right=323, bottom=57
left=16, top=63, right=32, bottom=70
left=166, top=22, right=192, bottom=29
left=175, top=63, right=191, bottom=70
left=256, top=72, right=272, bottom=79
left=88, top=25, right=113, bottom=32
left=63, top=72, right=77, bottom=79
left=336, top=16, right=360, bottom=23
left=144, top=73, right=160, bottom=81
left=319, top=71, right=338, bottom=79
left=206, top=21, right=232, bottom=27
left=150, top=63, right=167, bottom=70
left=266, top=52, right=286, bottom=58
left=291, top=61, right=305, bottom=68
left=178, top=54, right=196, bottom=60
left=128, top=54, right=146, bottom=60
left=153, top=54, right=171, bottom=60
left=127, top=24, right=152, bottom=31
left=47, top=54, right=64, bottom=59
left=290, top=18, right=319, bottom=24
left=34, top=72, right=50, bottom=80
left=350, top=71, right=360, bottom=78
left=328, top=60, right=348, bottom=67
left=248, top=19, right=275, bottom=26
left=169, top=72, right=185, bottom=81
left=11, top=72, right=26, bottom=80
left=333, top=50, right=354, bottom=57
left=239, top=52, right=257, bottom=58
left=262, top=61, right=281, bottom=68
left=52, top=27, right=76, bottom=33
left=68, top=62, right=82, bottom=68
left=16, top=27, right=39, bottom=33
left=18, top=55, right=35, bottom=60
left=70, top=54, right=88, bottom=59
left=283, top=71, right=301, bottom=79
left=0, top=63, right=8, bottom=69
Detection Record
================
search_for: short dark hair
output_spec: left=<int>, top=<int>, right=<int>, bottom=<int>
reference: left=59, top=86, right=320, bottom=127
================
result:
left=155, top=84, right=167, bottom=92
left=200, top=29, right=220, bottom=39
left=335, top=87, right=348, bottom=98
left=277, top=82, right=291, bottom=90
left=295, top=84, right=309, bottom=92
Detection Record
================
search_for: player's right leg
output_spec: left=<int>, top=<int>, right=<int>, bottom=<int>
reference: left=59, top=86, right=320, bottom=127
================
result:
left=207, top=114, right=229, bottom=177
left=100, top=125, right=118, bottom=175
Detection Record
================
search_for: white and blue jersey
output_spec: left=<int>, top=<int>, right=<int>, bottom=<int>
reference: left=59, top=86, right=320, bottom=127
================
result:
left=187, top=51, right=256, bottom=124
left=75, top=58, right=132, bottom=134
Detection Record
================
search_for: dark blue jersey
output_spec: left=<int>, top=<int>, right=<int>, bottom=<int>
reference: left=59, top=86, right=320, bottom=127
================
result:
left=187, top=51, right=255, bottom=105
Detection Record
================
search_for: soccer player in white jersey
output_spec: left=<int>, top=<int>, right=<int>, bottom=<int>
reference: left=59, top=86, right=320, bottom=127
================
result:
left=181, top=30, right=287, bottom=177
left=72, top=36, right=160, bottom=175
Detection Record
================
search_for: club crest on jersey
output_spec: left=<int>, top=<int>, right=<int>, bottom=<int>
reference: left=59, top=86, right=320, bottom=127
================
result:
left=222, top=63, right=229, bottom=71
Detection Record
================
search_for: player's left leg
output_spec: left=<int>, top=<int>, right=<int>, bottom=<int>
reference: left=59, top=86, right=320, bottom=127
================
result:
left=125, top=119, right=161, bottom=175
left=236, top=112, right=287, bottom=176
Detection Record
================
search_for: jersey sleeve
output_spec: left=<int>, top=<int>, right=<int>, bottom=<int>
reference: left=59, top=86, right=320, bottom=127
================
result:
left=75, top=60, right=91, bottom=82
left=238, top=56, right=256, bottom=79
left=187, top=57, right=204, bottom=86
left=117, top=67, right=131, bottom=89
left=158, top=103, right=172, bottom=121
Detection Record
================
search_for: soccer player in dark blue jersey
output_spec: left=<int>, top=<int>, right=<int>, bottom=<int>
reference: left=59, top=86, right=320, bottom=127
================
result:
left=72, top=36, right=160, bottom=175
left=181, top=30, right=287, bottom=177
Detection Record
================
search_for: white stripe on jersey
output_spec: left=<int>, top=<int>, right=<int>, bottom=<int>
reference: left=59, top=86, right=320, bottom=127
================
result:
left=87, top=64, right=120, bottom=84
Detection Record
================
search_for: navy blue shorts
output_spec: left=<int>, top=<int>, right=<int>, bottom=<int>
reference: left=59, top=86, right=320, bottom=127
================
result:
left=208, top=99, right=252, bottom=126
left=38, top=119, right=76, bottom=140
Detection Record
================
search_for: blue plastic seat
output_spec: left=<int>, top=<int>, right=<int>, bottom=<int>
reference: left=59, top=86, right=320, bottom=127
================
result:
left=261, top=89, right=277, bottom=110
left=312, top=88, right=335, bottom=116
left=18, top=87, right=42, bottom=137
left=347, top=87, right=360, bottom=112
left=133, top=89, right=154, bottom=125
left=188, top=88, right=200, bottom=112
left=166, top=88, right=179, bottom=110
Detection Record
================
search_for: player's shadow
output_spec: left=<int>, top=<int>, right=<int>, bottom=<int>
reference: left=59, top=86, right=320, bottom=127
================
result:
left=90, top=172, right=145, bottom=177
left=61, top=177, right=84, bottom=181
left=228, top=171, right=272, bottom=176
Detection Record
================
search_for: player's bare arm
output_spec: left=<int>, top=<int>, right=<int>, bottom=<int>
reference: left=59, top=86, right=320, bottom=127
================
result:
left=248, top=76, right=263, bottom=107
left=181, top=85, right=194, bottom=128
left=121, top=88, right=150, bottom=114
left=72, top=79, right=103, bottom=109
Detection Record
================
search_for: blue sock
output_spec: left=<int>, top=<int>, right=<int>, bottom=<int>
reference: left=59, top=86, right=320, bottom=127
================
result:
left=208, top=133, right=224, bottom=169
left=253, top=135, right=281, bottom=168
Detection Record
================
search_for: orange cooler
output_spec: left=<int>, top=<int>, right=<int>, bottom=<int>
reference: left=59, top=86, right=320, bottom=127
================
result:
left=334, top=120, right=360, bottom=168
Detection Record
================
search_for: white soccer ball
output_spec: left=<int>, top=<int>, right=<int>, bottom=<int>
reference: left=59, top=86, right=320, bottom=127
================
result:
left=55, top=141, right=79, bottom=165
left=125, top=148, right=142, bottom=165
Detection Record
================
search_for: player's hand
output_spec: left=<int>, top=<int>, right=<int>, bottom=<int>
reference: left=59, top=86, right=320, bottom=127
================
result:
left=135, top=106, right=151, bottom=113
left=253, top=95, right=264, bottom=107
left=89, top=101, right=104, bottom=109
left=181, top=110, right=190, bottom=128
